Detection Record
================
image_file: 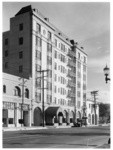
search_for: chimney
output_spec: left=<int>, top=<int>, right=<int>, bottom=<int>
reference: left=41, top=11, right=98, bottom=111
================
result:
left=44, top=18, right=49, bottom=22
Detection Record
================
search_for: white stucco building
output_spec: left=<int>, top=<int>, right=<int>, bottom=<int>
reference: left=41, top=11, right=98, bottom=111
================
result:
left=3, top=5, right=88, bottom=127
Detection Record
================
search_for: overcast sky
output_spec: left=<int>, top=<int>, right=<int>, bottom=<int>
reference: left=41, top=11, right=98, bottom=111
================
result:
left=2, top=2, right=110, bottom=103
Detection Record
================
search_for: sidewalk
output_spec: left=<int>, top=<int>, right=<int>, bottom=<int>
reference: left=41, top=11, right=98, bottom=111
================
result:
left=2, top=125, right=72, bottom=132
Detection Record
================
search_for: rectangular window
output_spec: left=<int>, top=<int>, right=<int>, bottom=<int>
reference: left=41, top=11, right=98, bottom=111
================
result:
left=77, top=101, right=81, bottom=108
left=54, top=74, right=57, bottom=81
left=19, top=23, right=23, bottom=31
left=77, top=71, right=81, bottom=78
left=19, top=51, right=23, bottom=59
left=83, top=84, right=86, bottom=90
left=54, top=62, right=57, bottom=70
left=5, top=50, right=8, bottom=57
left=54, top=51, right=57, bottom=58
left=47, top=56, right=52, bottom=65
left=48, top=31, right=51, bottom=40
left=83, top=74, right=86, bottom=81
left=55, top=39, right=57, bottom=47
left=77, top=81, right=81, bottom=88
left=36, top=50, right=41, bottom=60
left=36, top=23, right=41, bottom=33
left=84, top=56, right=86, bottom=63
left=36, top=36, right=42, bottom=47
left=78, top=62, right=81, bottom=69
left=47, top=70, right=52, bottom=78
left=47, top=43, right=52, bottom=53
left=5, top=38, right=8, bottom=45
left=54, top=86, right=57, bottom=93
left=61, top=43, right=65, bottom=52
left=77, top=91, right=81, bottom=97
left=47, top=82, right=52, bottom=91
left=83, top=65, right=86, bottom=72
left=35, top=64, right=41, bottom=71
left=19, top=65, right=23, bottom=73
left=19, top=37, right=23, bottom=45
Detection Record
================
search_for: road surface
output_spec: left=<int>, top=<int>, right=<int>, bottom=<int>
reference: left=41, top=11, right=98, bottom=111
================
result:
left=3, top=125, right=110, bottom=148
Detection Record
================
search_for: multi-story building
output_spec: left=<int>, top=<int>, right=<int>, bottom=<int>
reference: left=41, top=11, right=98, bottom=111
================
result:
left=3, top=5, right=87, bottom=127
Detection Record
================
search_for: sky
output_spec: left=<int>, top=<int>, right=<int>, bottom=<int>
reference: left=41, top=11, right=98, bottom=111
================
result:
left=2, top=1, right=110, bottom=103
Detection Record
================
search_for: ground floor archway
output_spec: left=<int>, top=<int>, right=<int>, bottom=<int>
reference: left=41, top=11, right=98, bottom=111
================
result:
left=34, top=107, right=42, bottom=126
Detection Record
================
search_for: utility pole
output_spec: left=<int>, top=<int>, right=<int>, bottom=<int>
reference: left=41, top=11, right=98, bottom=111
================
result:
left=36, top=69, right=49, bottom=127
left=19, top=77, right=27, bottom=126
left=91, top=91, right=98, bottom=125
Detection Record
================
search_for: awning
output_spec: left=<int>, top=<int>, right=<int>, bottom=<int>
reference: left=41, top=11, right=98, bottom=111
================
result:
left=45, top=107, right=63, bottom=117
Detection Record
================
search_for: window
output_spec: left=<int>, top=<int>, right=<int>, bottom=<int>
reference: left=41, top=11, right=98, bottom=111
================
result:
left=5, top=62, right=8, bottom=69
left=47, top=82, right=52, bottom=91
left=35, top=64, right=41, bottom=72
left=19, top=51, right=23, bottom=59
left=77, top=91, right=81, bottom=97
left=54, top=86, right=57, bottom=93
left=47, top=56, right=52, bottom=65
left=84, top=56, right=86, bottom=63
left=3, top=85, right=6, bottom=93
left=19, top=23, right=23, bottom=31
left=83, top=84, right=86, bottom=90
left=36, top=23, right=41, bottom=33
left=5, top=50, right=8, bottom=57
left=83, top=65, right=86, bottom=72
left=83, top=93, right=86, bottom=100
left=54, top=74, right=57, bottom=81
left=54, top=51, right=57, bottom=58
left=25, top=89, right=29, bottom=98
left=47, top=94, right=52, bottom=104
left=14, top=86, right=21, bottom=97
left=9, top=118, right=14, bottom=124
left=36, top=50, right=41, bottom=60
left=19, top=65, right=23, bottom=73
left=77, top=101, right=81, bottom=108
left=55, top=39, right=57, bottom=47
left=47, top=43, right=52, bottom=53
left=83, top=74, right=86, bottom=81
left=77, top=81, right=81, bottom=88
left=61, top=43, right=65, bottom=52
left=77, top=71, right=81, bottom=78
left=36, top=36, right=42, bottom=47
left=78, top=62, right=81, bottom=69
left=78, top=52, right=80, bottom=59
left=5, top=38, right=8, bottom=45
left=54, top=62, right=57, bottom=70
left=48, top=31, right=51, bottom=40
left=36, top=79, right=41, bottom=87
left=19, top=37, right=23, bottom=45
left=35, top=92, right=41, bottom=102
left=47, top=70, right=52, bottom=78
left=54, top=97, right=57, bottom=104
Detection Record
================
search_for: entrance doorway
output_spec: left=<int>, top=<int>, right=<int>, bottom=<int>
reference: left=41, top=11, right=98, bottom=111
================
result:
left=3, top=109, right=8, bottom=127
left=34, top=107, right=42, bottom=126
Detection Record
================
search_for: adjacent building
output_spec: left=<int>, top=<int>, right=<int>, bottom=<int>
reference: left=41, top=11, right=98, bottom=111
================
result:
left=3, top=5, right=88, bottom=127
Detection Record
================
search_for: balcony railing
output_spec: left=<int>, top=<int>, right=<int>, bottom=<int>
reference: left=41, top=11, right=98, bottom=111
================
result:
left=67, top=50, right=76, bottom=57
left=67, top=60, right=76, bottom=67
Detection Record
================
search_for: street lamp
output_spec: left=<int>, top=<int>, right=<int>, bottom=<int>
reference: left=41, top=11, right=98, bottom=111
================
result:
left=103, top=65, right=110, bottom=83
left=103, top=65, right=110, bottom=144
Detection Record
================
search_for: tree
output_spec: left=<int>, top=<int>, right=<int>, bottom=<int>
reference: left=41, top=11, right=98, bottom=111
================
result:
left=99, top=103, right=110, bottom=123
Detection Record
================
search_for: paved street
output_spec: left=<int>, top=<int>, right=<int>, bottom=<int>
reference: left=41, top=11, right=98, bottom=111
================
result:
left=3, top=125, right=110, bottom=148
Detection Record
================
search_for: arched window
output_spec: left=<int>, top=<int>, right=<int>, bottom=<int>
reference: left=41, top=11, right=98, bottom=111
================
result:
left=25, top=88, right=29, bottom=98
left=3, top=85, right=6, bottom=93
left=14, top=86, right=21, bottom=97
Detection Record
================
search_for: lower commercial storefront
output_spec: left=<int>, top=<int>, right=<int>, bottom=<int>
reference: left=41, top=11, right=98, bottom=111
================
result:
left=2, top=101, right=31, bottom=127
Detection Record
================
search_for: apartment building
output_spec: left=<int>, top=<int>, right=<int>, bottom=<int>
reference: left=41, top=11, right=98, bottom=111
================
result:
left=3, top=5, right=87, bottom=127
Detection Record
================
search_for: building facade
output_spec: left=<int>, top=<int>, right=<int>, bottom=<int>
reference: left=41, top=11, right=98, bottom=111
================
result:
left=3, top=5, right=87, bottom=127
left=86, top=99, right=99, bottom=125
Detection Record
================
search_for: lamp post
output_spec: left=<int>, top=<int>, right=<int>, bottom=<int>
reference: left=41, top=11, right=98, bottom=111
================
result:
left=103, top=65, right=110, bottom=83
left=103, top=64, right=110, bottom=144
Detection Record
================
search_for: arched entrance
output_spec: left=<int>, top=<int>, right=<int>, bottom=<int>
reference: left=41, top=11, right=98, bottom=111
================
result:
left=70, top=111, right=74, bottom=123
left=63, top=110, right=68, bottom=123
left=34, top=107, right=42, bottom=126
left=88, top=114, right=91, bottom=124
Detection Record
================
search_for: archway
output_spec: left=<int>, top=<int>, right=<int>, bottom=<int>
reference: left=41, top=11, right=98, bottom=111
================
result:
left=34, top=107, right=42, bottom=126
left=88, top=114, right=91, bottom=124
